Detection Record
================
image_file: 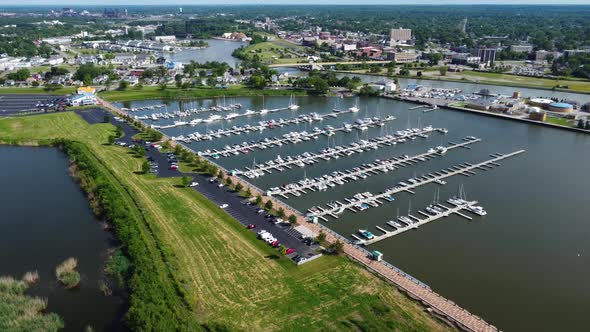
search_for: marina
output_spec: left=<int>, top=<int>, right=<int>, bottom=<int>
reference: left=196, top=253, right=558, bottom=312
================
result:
left=267, top=137, right=480, bottom=198
left=238, top=126, right=440, bottom=178
left=352, top=197, right=485, bottom=245
left=306, top=149, right=525, bottom=220
left=170, top=108, right=364, bottom=143
left=197, top=116, right=395, bottom=158
left=117, top=95, right=590, bottom=332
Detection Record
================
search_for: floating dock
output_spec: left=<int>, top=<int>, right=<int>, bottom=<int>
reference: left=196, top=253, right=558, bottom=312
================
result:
left=307, top=149, right=525, bottom=219
left=240, top=126, right=440, bottom=179
left=268, top=137, right=481, bottom=198
left=353, top=199, right=483, bottom=245
left=172, top=109, right=359, bottom=143
left=198, top=116, right=395, bottom=158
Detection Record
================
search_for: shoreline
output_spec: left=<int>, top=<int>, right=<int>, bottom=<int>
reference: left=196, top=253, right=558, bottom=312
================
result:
left=331, top=70, right=590, bottom=96
left=99, top=98, right=499, bottom=332
left=387, top=95, right=590, bottom=134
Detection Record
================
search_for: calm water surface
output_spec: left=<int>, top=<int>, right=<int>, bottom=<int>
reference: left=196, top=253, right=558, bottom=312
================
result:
left=0, top=146, right=125, bottom=331
left=119, top=94, right=590, bottom=331
left=162, top=39, right=246, bottom=67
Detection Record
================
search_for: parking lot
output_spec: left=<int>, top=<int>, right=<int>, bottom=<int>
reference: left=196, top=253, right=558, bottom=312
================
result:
left=0, top=94, right=66, bottom=116
left=76, top=108, right=319, bottom=263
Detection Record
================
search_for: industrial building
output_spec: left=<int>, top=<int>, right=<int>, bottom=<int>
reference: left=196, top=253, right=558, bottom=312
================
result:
left=477, top=48, right=497, bottom=66
left=548, top=102, right=574, bottom=113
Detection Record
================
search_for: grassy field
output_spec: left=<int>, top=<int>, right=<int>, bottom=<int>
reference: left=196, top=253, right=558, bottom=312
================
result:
left=237, top=40, right=308, bottom=64
left=0, top=111, right=452, bottom=331
left=98, top=86, right=307, bottom=102
left=0, top=86, right=76, bottom=95
left=422, top=70, right=590, bottom=93
left=545, top=116, right=573, bottom=127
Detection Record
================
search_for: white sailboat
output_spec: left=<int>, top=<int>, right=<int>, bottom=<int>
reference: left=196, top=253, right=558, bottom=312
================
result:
left=288, top=94, right=300, bottom=110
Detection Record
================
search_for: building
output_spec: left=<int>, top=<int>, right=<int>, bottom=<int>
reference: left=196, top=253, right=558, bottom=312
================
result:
left=529, top=110, right=547, bottom=121
left=529, top=98, right=554, bottom=108
left=385, top=50, right=418, bottom=63
left=389, top=27, right=412, bottom=46
left=535, top=50, right=551, bottom=62
left=510, top=45, right=533, bottom=53
left=152, top=35, right=176, bottom=43
left=77, top=86, right=96, bottom=95
left=477, top=48, right=497, bottom=66
left=451, top=53, right=480, bottom=65
left=548, top=102, right=574, bottom=113
left=69, top=93, right=96, bottom=106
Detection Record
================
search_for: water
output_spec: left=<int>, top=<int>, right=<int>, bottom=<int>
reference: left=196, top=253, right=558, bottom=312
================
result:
left=0, top=146, right=125, bottom=331
left=162, top=39, right=246, bottom=67
left=120, top=95, right=590, bottom=331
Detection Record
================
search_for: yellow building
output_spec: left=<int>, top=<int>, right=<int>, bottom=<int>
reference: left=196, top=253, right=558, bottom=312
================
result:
left=77, top=86, right=96, bottom=95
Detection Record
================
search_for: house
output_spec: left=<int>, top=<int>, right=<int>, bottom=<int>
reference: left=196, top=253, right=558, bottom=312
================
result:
left=46, top=56, right=64, bottom=66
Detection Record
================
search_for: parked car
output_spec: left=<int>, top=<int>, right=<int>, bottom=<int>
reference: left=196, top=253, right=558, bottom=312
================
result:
left=169, top=164, right=178, bottom=170
left=219, top=203, right=229, bottom=209
left=285, top=248, right=296, bottom=255
left=247, top=224, right=256, bottom=229
left=189, top=182, right=199, bottom=187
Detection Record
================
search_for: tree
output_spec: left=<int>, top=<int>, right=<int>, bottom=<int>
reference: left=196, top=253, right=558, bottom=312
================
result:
left=439, top=67, right=448, bottom=76
left=103, top=115, right=110, bottom=123
left=328, top=240, right=344, bottom=255
left=288, top=214, right=297, bottom=225
left=175, top=74, right=183, bottom=88
left=133, top=144, right=146, bottom=157
left=264, top=200, right=273, bottom=210
left=235, top=183, right=243, bottom=192
left=108, top=135, right=116, bottom=145
left=174, top=144, right=183, bottom=155
left=399, top=68, right=410, bottom=76
left=578, top=119, right=586, bottom=129
left=255, top=195, right=263, bottom=206
left=245, top=187, right=252, bottom=198
left=7, top=68, right=30, bottom=81
left=118, top=80, right=130, bottom=90
left=315, top=231, right=326, bottom=243
left=141, top=160, right=150, bottom=174
left=217, top=170, right=225, bottom=180
left=248, top=74, right=267, bottom=89
left=277, top=207, right=285, bottom=218
left=181, top=175, right=191, bottom=187
left=225, top=177, right=233, bottom=186
left=115, top=125, right=124, bottom=138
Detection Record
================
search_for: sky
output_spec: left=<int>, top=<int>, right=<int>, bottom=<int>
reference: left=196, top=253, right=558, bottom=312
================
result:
left=2, top=0, right=590, bottom=5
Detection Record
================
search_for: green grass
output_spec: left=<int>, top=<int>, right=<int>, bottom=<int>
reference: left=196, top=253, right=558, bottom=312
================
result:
left=0, top=111, right=452, bottom=332
left=0, top=277, right=64, bottom=331
left=0, top=86, right=76, bottom=95
left=545, top=116, right=573, bottom=127
left=99, top=86, right=307, bottom=102
left=436, top=70, right=590, bottom=93
left=237, top=40, right=307, bottom=64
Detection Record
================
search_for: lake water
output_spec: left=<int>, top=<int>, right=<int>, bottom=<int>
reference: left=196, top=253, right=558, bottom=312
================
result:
left=162, top=39, right=246, bottom=67
left=119, top=95, right=590, bottom=331
left=0, top=146, right=125, bottom=331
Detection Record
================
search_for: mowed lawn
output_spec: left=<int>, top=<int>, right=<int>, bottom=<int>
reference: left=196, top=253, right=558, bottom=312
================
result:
left=424, top=70, right=590, bottom=93
left=0, top=111, right=452, bottom=331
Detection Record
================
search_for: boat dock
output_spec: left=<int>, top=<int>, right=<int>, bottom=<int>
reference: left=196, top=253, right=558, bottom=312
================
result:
left=352, top=200, right=482, bottom=245
left=240, top=126, right=440, bottom=179
left=198, top=116, right=395, bottom=158
left=307, top=149, right=525, bottom=220
left=268, top=137, right=481, bottom=198
left=172, top=109, right=360, bottom=143
left=150, top=105, right=299, bottom=129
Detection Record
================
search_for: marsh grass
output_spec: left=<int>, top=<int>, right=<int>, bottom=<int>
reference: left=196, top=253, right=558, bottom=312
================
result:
left=55, top=257, right=81, bottom=289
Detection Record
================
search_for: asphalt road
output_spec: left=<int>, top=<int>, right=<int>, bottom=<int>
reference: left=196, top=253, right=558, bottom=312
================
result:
left=75, top=108, right=318, bottom=261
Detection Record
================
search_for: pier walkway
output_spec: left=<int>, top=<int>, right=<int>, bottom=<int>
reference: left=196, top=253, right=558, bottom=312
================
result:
left=353, top=200, right=480, bottom=245
left=269, top=138, right=480, bottom=198
left=240, top=126, right=440, bottom=179
left=172, top=109, right=358, bottom=143
left=198, top=116, right=395, bottom=158
left=308, top=149, right=525, bottom=220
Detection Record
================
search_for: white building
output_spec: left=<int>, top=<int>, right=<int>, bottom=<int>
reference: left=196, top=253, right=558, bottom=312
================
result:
left=390, top=27, right=412, bottom=46
left=153, top=35, right=176, bottom=43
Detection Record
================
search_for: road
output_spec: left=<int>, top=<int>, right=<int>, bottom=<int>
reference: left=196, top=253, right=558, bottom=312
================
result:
left=268, top=60, right=391, bottom=68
